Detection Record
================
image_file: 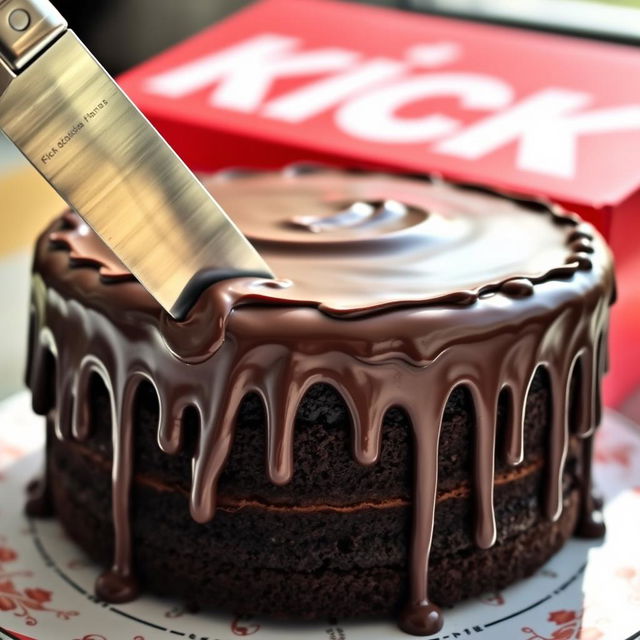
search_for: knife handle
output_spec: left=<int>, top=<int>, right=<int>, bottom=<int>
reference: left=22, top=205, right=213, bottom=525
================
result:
left=0, top=0, right=66, bottom=72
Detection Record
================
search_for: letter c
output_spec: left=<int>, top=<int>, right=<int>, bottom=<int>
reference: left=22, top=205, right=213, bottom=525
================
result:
left=335, top=73, right=513, bottom=143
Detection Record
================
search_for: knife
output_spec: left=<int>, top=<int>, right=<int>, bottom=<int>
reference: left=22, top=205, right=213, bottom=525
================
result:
left=0, top=0, right=274, bottom=320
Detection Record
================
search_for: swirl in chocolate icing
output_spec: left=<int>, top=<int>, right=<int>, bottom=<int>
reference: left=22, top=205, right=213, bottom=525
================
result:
left=288, top=198, right=421, bottom=235
left=26, top=167, right=614, bottom=637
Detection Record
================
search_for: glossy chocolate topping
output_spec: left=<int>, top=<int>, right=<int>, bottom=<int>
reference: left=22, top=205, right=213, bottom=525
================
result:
left=26, top=166, right=614, bottom=637
left=50, top=212, right=130, bottom=281
left=49, top=169, right=596, bottom=316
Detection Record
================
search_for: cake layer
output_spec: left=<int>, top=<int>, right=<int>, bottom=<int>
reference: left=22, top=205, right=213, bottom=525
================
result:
left=49, top=416, right=580, bottom=617
left=78, top=372, right=554, bottom=504
left=42, top=364, right=582, bottom=619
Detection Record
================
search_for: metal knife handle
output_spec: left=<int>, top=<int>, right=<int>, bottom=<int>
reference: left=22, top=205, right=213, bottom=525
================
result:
left=0, top=0, right=66, bottom=71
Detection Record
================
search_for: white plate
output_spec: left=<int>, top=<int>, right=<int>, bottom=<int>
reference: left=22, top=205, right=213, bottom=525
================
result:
left=1, top=391, right=640, bottom=640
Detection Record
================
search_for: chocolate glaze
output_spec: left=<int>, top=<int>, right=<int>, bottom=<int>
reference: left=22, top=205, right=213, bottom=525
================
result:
left=25, top=167, right=614, bottom=637
left=49, top=212, right=130, bottom=281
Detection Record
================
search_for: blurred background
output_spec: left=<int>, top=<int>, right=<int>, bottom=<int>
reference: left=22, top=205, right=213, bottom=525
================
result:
left=51, top=0, right=640, bottom=77
left=1, top=0, right=640, bottom=400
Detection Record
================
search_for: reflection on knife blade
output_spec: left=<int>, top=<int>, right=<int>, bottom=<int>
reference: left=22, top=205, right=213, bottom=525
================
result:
left=0, top=1, right=273, bottom=320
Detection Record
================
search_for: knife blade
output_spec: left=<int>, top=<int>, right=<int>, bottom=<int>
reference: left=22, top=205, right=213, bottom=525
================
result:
left=0, top=0, right=273, bottom=320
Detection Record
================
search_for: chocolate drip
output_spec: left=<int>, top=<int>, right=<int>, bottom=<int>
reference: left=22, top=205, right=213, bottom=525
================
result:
left=26, top=169, right=614, bottom=636
left=50, top=212, right=130, bottom=281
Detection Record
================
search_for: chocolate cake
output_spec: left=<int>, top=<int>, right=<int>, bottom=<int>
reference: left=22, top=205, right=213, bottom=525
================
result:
left=25, top=166, right=615, bottom=636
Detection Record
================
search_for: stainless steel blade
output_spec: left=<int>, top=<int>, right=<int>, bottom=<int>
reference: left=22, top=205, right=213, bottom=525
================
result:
left=0, top=30, right=273, bottom=319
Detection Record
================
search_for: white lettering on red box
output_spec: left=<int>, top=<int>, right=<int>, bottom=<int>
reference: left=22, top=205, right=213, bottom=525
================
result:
left=144, top=34, right=640, bottom=179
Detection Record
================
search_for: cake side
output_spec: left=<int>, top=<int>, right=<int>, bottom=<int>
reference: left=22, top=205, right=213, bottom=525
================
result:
left=45, top=372, right=582, bottom=619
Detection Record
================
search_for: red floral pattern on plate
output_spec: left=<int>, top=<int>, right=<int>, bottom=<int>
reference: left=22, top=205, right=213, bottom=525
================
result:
left=594, top=428, right=638, bottom=468
left=594, top=445, right=632, bottom=468
left=522, top=609, right=604, bottom=640
left=0, top=537, right=78, bottom=626
left=231, top=613, right=261, bottom=636
left=480, top=591, right=505, bottom=606
left=548, top=610, right=578, bottom=625
left=0, top=442, right=24, bottom=462
left=614, top=565, right=640, bottom=605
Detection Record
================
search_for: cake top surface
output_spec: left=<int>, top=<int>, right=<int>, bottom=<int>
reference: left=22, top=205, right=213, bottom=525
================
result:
left=50, top=167, right=598, bottom=316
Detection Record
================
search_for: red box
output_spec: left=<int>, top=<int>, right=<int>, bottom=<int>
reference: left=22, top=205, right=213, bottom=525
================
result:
left=118, top=0, right=640, bottom=406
